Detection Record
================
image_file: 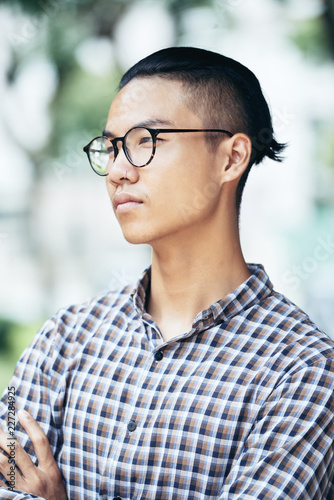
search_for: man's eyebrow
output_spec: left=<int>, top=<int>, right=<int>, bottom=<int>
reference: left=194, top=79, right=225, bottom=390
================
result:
left=102, top=118, right=176, bottom=137
left=136, top=118, right=176, bottom=128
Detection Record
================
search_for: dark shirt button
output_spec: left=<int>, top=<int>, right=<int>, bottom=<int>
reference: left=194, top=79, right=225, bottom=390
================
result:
left=154, top=350, right=164, bottom=361
left=127, top=420, right=137, bottom=432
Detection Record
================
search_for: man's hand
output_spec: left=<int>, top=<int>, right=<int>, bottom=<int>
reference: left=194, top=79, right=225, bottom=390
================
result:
left=0, top=409, right=67, bottom=500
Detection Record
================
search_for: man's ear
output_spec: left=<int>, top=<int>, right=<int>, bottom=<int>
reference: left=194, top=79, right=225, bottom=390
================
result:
left=220, top=133, right=252, bottom=182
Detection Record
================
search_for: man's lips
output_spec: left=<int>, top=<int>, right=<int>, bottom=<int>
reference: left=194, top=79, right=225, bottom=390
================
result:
left=112, top=193, right=143, bottom=212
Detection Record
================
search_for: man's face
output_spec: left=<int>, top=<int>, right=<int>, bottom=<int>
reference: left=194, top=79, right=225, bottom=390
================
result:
left=105, top=77, right=227, bottom=247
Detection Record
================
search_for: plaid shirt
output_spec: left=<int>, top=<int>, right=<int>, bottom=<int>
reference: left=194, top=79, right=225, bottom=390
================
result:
left=1, top=264, right=334, bottom=499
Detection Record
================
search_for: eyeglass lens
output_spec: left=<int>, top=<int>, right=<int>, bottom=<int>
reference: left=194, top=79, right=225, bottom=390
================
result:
left=88, top=127, right=154, bottom=174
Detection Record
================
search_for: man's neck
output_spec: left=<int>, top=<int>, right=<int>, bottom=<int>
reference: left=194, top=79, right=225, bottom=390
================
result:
left=146, top=225, right=251, bottom=342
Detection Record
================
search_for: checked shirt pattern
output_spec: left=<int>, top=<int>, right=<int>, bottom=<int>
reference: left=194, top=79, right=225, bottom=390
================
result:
left=1, top=264, right=334, bottom=499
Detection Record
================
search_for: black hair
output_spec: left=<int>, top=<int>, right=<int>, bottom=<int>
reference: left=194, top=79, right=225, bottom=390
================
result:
left=120, top=47, right=286, bottom=211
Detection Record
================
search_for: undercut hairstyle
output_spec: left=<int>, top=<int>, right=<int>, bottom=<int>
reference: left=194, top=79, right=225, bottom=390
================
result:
left=119, top=47, right=286, bottom=212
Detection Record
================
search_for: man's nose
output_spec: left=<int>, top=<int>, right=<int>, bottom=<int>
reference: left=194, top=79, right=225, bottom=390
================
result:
left=106, top=143, right=139, bottom=184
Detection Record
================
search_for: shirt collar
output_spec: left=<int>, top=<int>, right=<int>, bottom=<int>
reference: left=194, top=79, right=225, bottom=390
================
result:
left=130, top=264, right=273, bottom=331
left=130, top=266, right=151, bottom=314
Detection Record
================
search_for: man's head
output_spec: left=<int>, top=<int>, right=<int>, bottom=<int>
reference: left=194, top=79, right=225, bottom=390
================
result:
left=97, top=46, right=286, bottom=247
left=119, top=46, right=286, bottom=210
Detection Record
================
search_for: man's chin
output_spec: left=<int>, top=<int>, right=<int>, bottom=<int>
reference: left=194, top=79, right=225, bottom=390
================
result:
left=120, top=223, right=170, bottom=247
left=122, top=231, right=151, bottom=246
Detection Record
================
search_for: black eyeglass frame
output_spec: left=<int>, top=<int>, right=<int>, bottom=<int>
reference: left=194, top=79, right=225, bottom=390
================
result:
left=83, top=127, right=234, bottom=176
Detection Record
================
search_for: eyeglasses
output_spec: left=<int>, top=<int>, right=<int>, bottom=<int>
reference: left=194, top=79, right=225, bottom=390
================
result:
left=83, top=127, right=234, bottom=176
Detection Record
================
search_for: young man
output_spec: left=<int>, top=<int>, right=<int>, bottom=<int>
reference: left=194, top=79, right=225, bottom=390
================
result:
left=0, top=47, right=333, bottom=499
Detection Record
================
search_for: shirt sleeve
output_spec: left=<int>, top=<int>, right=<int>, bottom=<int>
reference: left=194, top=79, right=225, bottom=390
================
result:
left=218, top=359, right=334, bottom=499
left=0, top=315, right=67, bottom=500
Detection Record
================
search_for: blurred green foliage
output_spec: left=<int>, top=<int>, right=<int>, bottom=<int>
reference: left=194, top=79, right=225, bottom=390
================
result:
left=322, top=125, right=334, bottom=169
left=50, top=65, right=121, bottom=157
left=0, top=319, right=13, bottom=353
left=0, top=320, right=41, bottom=395
left=290, top=16, right=333, bottom=61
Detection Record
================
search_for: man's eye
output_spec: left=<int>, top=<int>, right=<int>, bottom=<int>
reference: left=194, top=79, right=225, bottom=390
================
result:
left=139, top=137, right=153, bottom=145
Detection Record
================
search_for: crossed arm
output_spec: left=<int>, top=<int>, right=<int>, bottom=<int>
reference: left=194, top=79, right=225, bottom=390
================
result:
left=0, top=409, right=66, bottom=500
left=1, top=313, right=334, bottom=499
left=1, top=368, right=334, bottom=500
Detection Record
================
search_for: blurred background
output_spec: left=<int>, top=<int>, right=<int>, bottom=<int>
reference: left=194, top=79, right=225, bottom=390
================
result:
left=0, top=0, right=334, bottom=393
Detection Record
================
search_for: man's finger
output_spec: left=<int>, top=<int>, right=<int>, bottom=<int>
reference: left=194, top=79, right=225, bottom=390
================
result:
left=17, top=410, right=56, bottom=471
left=0, top=427, right=40, bottom=490
left=0, top=445, right=23, bottom=491
left=0, top=417, right=66, bottom=499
